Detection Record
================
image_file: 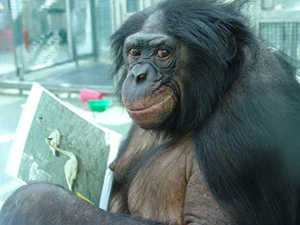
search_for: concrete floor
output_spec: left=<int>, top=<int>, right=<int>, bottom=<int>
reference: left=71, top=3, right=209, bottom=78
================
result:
left=0, top=91, right=132, bottom=209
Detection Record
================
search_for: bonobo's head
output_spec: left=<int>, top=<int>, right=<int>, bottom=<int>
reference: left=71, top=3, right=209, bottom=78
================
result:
left=111, top=0, right=253, bottom=133
left=120, top=11, right=181, bottom=130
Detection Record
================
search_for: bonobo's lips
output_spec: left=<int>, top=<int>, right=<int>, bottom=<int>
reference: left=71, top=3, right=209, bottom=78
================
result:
left=123, top=87, right=175, bottom=128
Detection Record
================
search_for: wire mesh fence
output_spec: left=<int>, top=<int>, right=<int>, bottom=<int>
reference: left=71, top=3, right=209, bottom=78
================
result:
left=0, top=0, right=16, bottom=75
left=259, top=22, right=300, bottom=69
left=73, top=0, right=93, bottom=56
left=96, top=0, right=112, bottom=60
left=21, top=0, right=72, bottom=69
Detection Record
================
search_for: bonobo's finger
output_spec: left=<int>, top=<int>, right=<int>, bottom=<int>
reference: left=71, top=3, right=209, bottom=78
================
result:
left=0, top=183, right=103, bottom=225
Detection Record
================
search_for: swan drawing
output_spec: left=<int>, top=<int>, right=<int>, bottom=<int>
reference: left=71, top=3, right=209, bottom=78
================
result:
left=46, top=138, right=78, bottom=191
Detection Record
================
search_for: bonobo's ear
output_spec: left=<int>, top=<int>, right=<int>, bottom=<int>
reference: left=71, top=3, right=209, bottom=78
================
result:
left=212, top=20, right=238, bottom=63
left=212, top=16, right=252, bottom=64
left=213, top=15, right=254, bottom=65
left=225, top=35, right=237, bottom=62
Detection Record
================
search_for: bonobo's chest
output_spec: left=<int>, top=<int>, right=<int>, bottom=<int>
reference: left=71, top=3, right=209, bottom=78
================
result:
left=109, top=129, right=194, bottom=224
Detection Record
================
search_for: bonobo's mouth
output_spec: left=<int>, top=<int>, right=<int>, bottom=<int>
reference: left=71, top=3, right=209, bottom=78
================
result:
left=126, top=95, right=174, bottom=115
left=123, top=87, right=176, bottom=129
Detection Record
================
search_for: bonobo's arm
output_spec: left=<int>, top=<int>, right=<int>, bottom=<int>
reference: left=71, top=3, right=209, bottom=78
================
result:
left=0, top=171, right=232, bottom=225
left=0, top=183, right=159, bottom=225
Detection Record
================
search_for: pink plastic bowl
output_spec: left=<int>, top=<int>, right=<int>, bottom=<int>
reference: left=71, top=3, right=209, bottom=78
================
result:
left=80, top=89, right=103, bottom=102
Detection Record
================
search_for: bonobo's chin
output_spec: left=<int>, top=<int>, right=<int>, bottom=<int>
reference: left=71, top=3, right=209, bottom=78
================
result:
left=123, top=90, right=176, bottom=130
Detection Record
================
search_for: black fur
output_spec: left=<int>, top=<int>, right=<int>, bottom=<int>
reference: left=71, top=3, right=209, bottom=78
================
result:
left=112, top=0, right=300, bottom=224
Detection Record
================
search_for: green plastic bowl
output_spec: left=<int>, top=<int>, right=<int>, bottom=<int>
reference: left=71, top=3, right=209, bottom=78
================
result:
left=87, top=100, right=113, bottom=112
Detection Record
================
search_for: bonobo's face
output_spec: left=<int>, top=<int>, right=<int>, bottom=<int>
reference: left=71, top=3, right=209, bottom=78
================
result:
left=121, top=12, right=180, bottom=129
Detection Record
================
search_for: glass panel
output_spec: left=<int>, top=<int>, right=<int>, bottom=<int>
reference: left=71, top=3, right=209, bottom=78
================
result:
left=276, top=0, right=299, bottom=9
left=0, top=0, right=16, bottom=75
left=260, top=22, right=300, bottom=68
left=127, top=0, right=140, bottom=13
left=96, top=0, right=112, bottom=60
left=73, top=0, right=93, bottom=56
left=262, top=0, right=300, bottom=10
left=22, top=0, right=72, bottom=70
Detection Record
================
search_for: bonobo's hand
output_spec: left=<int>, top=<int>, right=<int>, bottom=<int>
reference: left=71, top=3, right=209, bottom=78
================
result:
left=0, top=183, right=107, bottom=225
left=0, top=183, right=159, bottom=225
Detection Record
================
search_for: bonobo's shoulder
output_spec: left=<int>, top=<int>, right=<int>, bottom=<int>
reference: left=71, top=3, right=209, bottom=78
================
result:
left=251, top=46, right=297, bottom=82
left=236, top=45, right=298, bottom=94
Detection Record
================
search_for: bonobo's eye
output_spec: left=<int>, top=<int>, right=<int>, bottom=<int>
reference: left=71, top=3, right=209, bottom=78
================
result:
left=156, top=49, right=170, bottom=58
left=129, top=49, right=141, bottom=57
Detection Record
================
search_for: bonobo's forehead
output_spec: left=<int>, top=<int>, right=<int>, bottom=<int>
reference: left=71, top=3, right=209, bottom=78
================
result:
left=142, top=10, right=164, bottom=33
left=124, top=10, right=176, bottom=49
left=125, top=33, right=176, bottom=49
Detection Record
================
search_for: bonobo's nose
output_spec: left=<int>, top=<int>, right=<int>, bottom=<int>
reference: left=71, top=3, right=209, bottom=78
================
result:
left=133, top=72, right=147, bottom=84
left=131, top=63, right=155, bottom=84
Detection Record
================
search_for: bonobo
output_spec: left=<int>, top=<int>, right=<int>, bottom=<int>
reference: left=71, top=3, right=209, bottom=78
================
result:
left=1, top=0, right=300, bottom=224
